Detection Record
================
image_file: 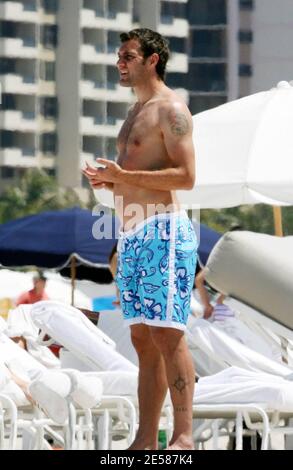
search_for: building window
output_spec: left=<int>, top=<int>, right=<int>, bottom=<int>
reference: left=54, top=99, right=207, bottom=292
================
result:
left=41, top=24, right=58, bottom=49
left=23, top=1, right=37, bottom=11
left=187, top=0, right=226, bottom=26
left=40, top=61, right=55, bottom=81
left=45, top=168, right=56, bottom=177
left=188, top=64, right=226, bottom=92
left=1, top=94, right=16, bottom=110
left=161, top=1, right=187, bottom=23
left=0, top=130, right=15, bottom=148
left=0, top=58, right=16, bottom=74
left=168, top=37, right=186, bottom=54
left=239, top=0, right=254, bottom=10
left=40, top=97, right=58, bottom=118
left=1, top=167, right=15, bottom=179
left=191, top=30, right=226, bottom=58
left=41, top=133, right=57, bottom=154
left=0, top=21, right=17, bottom=38
left=238, top=30, right=253, bottom=43
left=133, top=0, right=140, bottom=22
left=239, top=64, right=253, bottom=76
left=167, top=73, right=187, bottom=90
left=42, top=0, right=58, bottom=13
left=189, top=96, right=227, bottom=115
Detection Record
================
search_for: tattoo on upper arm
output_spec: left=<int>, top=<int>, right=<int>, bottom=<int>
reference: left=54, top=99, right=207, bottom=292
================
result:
left=168, top=111, right=189, bottom=136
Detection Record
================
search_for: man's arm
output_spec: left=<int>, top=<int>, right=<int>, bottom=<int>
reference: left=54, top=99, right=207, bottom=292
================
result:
left=195, top=269, right=214, bottom=319
left=16, top=292, right=29, bottom=306
left=83, top=102, right=196, bottom=191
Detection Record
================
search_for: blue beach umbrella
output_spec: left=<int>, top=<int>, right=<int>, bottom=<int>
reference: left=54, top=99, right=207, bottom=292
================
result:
left=0, top=207, right=118, bottom=268
left=0, top=207, right=221, bottom=304
left=0, top=207, right=119, bottom=304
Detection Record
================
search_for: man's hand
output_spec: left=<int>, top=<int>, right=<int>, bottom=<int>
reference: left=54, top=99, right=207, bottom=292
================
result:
left=95, top=158, right=123, bottom=183
left=82, top=159, right=123, bottom=190
left=203, top=304, right=214, bottom=320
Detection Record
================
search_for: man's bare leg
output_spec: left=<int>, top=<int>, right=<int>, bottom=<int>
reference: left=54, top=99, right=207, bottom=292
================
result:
left=151, top=327, right=195, bottom=450
left=128, top=324, right=168, bottom=450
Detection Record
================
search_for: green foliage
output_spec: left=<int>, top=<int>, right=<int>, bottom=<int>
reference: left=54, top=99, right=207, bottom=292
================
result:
left=1, top=169, right=292, bottom=234
left=0, top=169, right=86, bottom=223
left=200, top=204, right=293, bottom=235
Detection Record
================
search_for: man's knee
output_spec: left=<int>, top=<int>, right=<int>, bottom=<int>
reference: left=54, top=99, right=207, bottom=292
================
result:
left=150, top=327, right=185, bottom=355
left=130, top=324, right=154, bottom=355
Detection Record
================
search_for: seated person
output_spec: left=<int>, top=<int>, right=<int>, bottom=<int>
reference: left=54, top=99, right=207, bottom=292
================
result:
left=195, top=268, right=235, bottom=321
left=16, top=272, right=49, bottom=306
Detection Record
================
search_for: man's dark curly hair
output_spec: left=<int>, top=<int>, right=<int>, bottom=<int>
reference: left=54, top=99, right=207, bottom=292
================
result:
left=120, top=28, right=170, bottom=82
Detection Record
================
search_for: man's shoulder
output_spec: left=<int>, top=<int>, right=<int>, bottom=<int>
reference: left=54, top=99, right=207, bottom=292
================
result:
left=16, top=291, right=30, bottom=304
left=157, top=92, right=191, bottom=118
left=157, top=96, right=193, bottom=133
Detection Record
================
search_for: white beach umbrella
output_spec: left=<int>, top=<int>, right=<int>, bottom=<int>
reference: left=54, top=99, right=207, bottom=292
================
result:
left=94, top=82, right=293, bottom=233
left=178, top=81, right=293, bottom=212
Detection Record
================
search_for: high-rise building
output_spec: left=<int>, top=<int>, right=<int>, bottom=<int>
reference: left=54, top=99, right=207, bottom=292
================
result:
left=186, top=0, right=293, bottom=114
left=0, top=0, right=188, bottom=194
left=1, top=0, right=293, bottom=194
left=0, top=0, right=59, bottom=193
left=238, top=0, right=293, bottom=96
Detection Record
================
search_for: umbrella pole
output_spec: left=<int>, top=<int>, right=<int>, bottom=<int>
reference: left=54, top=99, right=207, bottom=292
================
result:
left=71, top=256, right=76, bottom=306
left=273, top=206, right=283, bottom=237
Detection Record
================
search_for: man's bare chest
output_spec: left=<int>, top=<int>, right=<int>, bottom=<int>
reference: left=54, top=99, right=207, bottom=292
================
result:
left=118, top=110, right=160, bottom=146
left=117, top=110, right=164, bottom=167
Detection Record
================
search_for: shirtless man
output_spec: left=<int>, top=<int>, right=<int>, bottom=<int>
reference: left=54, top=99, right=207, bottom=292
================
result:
left=83, top=29, right=197, bottom=450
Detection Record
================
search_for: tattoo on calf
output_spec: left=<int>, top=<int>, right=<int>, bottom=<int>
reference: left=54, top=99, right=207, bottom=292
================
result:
left=175, top=406, right=188, bottom=413
left=172, top=374, right=189, bottom=393
left=169, top=111, right=189, bottom=136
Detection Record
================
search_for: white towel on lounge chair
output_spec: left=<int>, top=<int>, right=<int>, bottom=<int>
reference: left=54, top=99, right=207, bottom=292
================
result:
left=64, top=369, right=103, bottom=409
left=195, top=366, right=293, bottom=412
left=75, top=367, right=293, bottom=415
left=0, top=364, right=30, bottom=407
left=6, top=305, right=39, bottom=338
left=28, top=369, right=103, bottom=425
left=94, top=371, right=138, bottom=397
left=6, top=304, right=60, bottom=369
left=0, top=333, right=47, bottom=374
left=29, top=370, right=72, bottom=424
left=187, top=318, right=292, bottom=377
left=31, top=301, right=137, bottom=372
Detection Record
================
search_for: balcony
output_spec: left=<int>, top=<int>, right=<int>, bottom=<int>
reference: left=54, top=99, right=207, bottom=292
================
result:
left=0, top=110, right=37, bottom=132
left=81, top=116, right=124, bottom=137
left=0, top=37, right=37, bottom=59
left=159, top=18, right=188, bottom=38
left=167, top=52, right=188, bottom=73
left=0, top=1, right=38, bottom=23
left=81, top=10, right=132, bottom=31
left=0, top=148, right=36, bottom=167
left=81, top=44, right=117, bottom=65
left=81, top=79, right=132, bottom=102
left=0, top=73, right=37, bottom=94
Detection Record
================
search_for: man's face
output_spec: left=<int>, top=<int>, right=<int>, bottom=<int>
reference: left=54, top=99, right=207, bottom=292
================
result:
left=117, top=39, right=149, bottom=87
left=34, top=279, right=46, bottom=291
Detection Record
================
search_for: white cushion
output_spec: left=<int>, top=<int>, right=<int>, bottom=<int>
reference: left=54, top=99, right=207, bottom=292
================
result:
left=31, top=301, right=137, bottom=372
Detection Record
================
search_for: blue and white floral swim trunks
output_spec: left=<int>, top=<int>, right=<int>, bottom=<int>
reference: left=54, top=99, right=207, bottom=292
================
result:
left=116, top=211, right=197, bottom=330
